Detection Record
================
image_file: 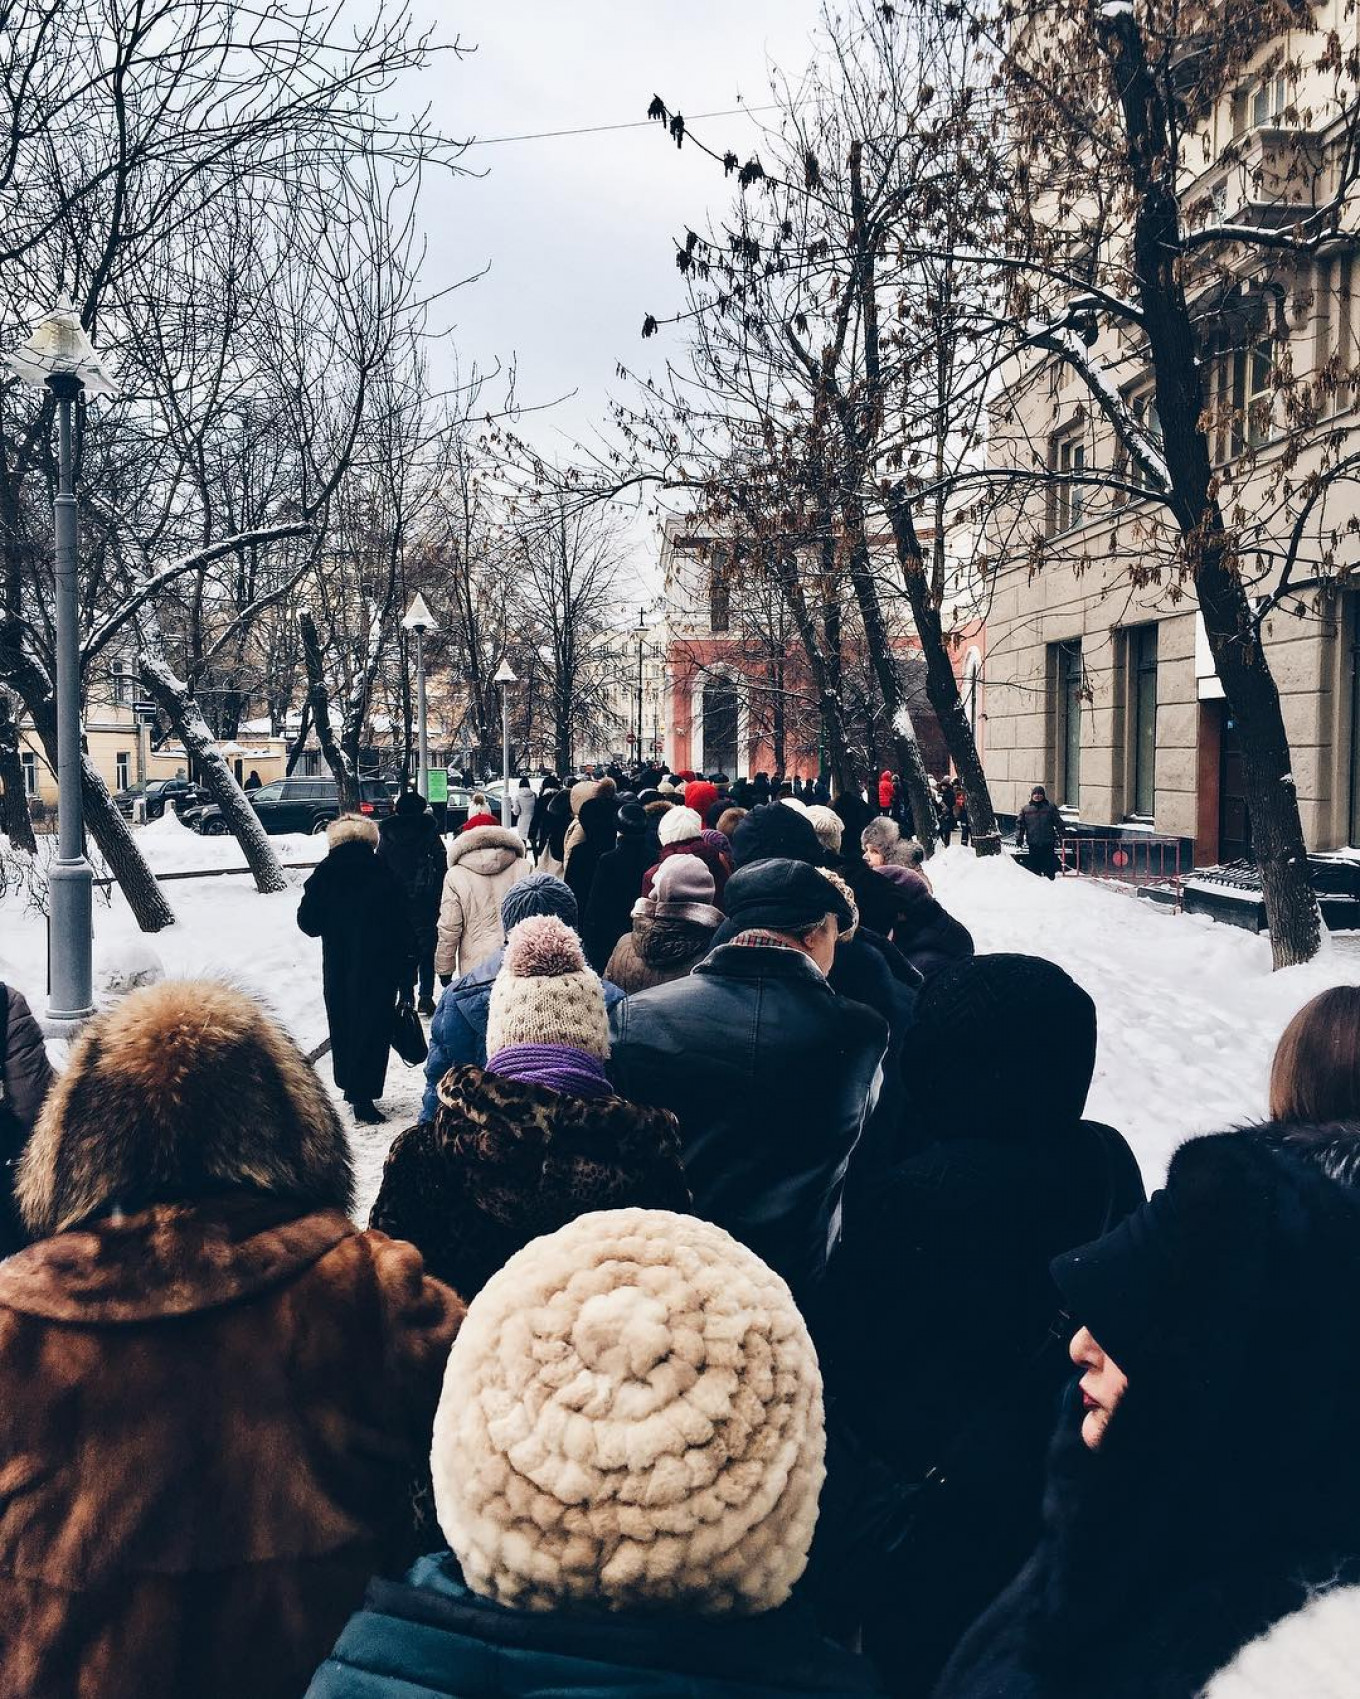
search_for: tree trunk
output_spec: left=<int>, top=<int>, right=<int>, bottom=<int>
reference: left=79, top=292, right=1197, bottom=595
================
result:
left=0, top=695, right=37, bottom=853
left=1097, top=4, right=1321, bottom=966
left=770, top=545, right=860, bottom=796
left=886, top=489, right=1002, bottom=855
left=82, top=756, right=177, bottom=932
left=285, top=698, right=312, bottom=775
left=139, top=653, right=289, bottom=895
left=844, top=532, right=938, bottom=851
left=299, top=611, right=358, bottom=810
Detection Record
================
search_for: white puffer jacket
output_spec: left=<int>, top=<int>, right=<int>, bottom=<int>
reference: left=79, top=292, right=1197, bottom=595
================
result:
left=1201, top=1585, right=1360, bottom=1697
left=435, top=826, right=528, bottom=978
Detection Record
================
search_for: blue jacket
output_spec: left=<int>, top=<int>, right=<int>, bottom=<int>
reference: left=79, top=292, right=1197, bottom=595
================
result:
left=306, top=1552, right=879, bottom=1698
left=421, top=952, right=626, bottom=1121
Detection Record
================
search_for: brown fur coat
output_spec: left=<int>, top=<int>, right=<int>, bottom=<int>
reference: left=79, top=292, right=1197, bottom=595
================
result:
left=0, top=981, right=464, bottom=1699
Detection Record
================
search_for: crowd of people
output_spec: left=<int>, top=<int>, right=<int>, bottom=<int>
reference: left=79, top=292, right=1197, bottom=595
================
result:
left=0, top=763, right=1356, bottom=1697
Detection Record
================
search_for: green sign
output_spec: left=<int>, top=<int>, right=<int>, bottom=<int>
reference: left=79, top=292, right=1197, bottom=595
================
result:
left=426, top=768, right=448, bottom=803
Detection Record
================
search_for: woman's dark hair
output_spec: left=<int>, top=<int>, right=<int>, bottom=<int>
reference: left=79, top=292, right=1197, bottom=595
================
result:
left=1269, top=986, right=1360, bottom=1124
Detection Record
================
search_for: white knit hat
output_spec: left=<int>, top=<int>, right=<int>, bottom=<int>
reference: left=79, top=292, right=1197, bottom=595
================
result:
left=484, top=916, right=610, bottom=1060
left=656, top=805, right=702, bottom=847
left=431, top=1208, right=825, bottom=1616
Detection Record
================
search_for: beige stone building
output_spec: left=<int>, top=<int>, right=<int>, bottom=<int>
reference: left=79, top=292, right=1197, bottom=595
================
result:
left=983, top=5, right=1360, bottom=866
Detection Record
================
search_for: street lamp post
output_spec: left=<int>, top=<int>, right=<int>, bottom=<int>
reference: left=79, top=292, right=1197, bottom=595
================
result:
left=493, top=658, right=517, bottom=827
left=635, top=607, right=645, bottom=760
left=401, top=593, right=437, bottom=797
left=4, top=296, right=117, bottom=1028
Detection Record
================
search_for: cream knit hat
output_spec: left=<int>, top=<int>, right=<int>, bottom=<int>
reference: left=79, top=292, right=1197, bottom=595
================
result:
left=656, top=804, right=702, bottom=847
left=431, top=1208, right=825, bottom=1616
left=484, top=916, right=610, bottom=1061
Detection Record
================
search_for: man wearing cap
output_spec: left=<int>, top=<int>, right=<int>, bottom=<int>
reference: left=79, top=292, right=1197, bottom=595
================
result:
left=609, top=858, right=888, bottom=1304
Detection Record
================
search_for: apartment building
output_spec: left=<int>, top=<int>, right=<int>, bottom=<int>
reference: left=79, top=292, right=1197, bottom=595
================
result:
left=982, top=6, right=1360, bottom=864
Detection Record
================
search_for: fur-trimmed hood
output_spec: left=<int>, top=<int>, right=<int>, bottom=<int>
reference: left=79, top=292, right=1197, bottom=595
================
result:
left=445, top=824, right=525, bottom=877
left=327, top=814, right=379, bottom=850
left=17, top=980, right=353, bottom=1238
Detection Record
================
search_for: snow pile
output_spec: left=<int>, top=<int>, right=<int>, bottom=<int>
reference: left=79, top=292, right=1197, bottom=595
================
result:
left=931, top=847, right=1357, bottom=1186
left=132, top=811, right=324, bottom=875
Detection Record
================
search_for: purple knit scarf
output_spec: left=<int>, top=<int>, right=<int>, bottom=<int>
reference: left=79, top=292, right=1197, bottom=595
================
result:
left=485, top=1042, right=613, bottom=1100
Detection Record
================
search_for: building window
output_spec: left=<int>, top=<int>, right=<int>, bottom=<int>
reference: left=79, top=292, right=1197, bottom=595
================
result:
left=708, top=551, right=731, bottom=633
left=1053, top=639, right=1083, bottom=808
left=1232, top=72, right=1288, bottom=137
left=21, top=752, right=37, bottom=796
left=1231, top=338, right=1274, bottom=454
left=1128, top=625, right=1158, bottom=818
left=116, top=751, right=131, bottom=791
left=1127, top=389, right=1163, bottom=490
left=701, top=677, right=739, bottom=776
left=111, top=658, right=135, bottom=706
left=1050, top=434, right=1087, bottom=535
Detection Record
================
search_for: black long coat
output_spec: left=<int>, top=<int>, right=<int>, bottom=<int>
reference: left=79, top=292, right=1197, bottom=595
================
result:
left=299, top=838, right=413, bottom=1101
left=581, top=831, right=657, bottom=973
left=377, top=811, right=445, bottom=955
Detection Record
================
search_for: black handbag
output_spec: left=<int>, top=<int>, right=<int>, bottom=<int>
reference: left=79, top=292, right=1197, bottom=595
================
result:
left=390, top=997, right=427, bottom=1067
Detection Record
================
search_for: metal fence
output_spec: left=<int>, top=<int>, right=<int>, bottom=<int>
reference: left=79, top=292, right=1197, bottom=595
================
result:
left=1062, top=835, right=1185, bottom=887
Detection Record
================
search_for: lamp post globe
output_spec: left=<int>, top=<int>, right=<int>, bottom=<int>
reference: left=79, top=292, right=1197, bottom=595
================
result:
left=4, top=297, right=118, bottom=1029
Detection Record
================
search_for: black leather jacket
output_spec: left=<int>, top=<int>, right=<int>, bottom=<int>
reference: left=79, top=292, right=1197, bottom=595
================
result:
left=609, top=943, right=888, bottom=1301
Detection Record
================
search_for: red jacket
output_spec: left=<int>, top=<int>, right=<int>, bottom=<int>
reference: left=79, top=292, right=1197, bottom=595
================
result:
left=878, top=771, right=896, bottom=811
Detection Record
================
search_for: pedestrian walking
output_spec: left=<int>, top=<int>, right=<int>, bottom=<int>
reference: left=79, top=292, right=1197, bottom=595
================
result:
left=0, top=980, right=53, bottom=1256
left=605, top=852, right=724, bottom=993
left=298, top=814, right=414, bottom=1124
left=372, top=916, right=690, bottom=1300
left=562, top=789, right=618, bottom=918
left=0, top=980, right=461, bottom=1699
left=580, top=799, right=656, bottom=971
left=937, top=1121, right=1360, bottom=1699
left=1016, top=784, right=1066, bottom=879
left=306, top=1209, right=875, bottom=1699
left=824, top=954, right=1145, bottom=1697
left=511, top=775, right=536, bottom=850
left=610, top=857, right=887, bottom=1305
left=377, top=791, right=446, bottom=1014
left=434, top=823, right=528, bottom=984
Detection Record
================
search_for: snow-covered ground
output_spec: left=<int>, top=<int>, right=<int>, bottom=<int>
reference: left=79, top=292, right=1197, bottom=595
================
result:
left=930, top=846, right=1358, bottom=1185
left=1, top=818, right=1357, bottom=1216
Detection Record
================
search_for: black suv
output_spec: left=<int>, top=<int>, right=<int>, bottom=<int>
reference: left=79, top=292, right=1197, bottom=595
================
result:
left=191, top=777, right=394, bottom=837
left=114, top=778, right=206, bottom=822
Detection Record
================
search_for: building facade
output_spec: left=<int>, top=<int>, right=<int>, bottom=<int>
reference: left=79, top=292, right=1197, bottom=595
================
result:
left=982, top=6, right=1360, bottom=862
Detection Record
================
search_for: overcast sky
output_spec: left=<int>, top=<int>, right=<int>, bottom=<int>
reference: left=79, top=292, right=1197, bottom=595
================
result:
left=406, top=2, right=823, bottom=584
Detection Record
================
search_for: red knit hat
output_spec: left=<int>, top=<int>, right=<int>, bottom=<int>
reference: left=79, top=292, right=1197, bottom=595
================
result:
left=684, top=779, right=719, bottom=821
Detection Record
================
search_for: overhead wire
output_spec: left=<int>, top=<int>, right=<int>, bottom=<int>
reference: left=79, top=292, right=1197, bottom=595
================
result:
left=464, top=103, right=780, bottom=147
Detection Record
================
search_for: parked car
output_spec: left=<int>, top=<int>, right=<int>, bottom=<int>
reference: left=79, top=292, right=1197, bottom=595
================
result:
left=113, top=778, right=205, bottom=822
left=189, top=777, right=395, bottom=837
left=444, top=787, right=472, bottom=834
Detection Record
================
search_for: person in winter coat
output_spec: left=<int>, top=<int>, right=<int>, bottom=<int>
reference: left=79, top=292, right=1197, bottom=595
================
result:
left=299, top=814, right=414, bottom=1124
left=640, top=804, right=732, bottom=903
left=1268, top=984, right=1360, bottom=1121
left=377, top=790, right=447, bottom=1014
left=435, top=823, right=528, bottom=983
left=1016, top=784, right=1066, bottom=879
left=937, top=1121, right=1360, bottom=1699
left=0, top=981, right=53, bottom=1256
left=421, top=875, right=627, bottom=1121
left=536, top=784, right=573, bottom=876
left=878, top=769, right=896, bottom=812
left=527, top=774, right=559, bottom=858
left=373, top=917, right=690, bottom=1300
left=306, top=1208, right=877, bottom=1699
left=610, top=858, right=887, bottom=1306
left=0, top=980, right=463, bottom=1699
left=606, top=852, right=724, bottom=994
left=563, top=789, right=618, bottom=918
left=511, top=775, right=536, bottom=847
left=581, top=799, right=657, bottom=972
left=462, top=793, right=498, bottom=832
left=870, top=863, right=974, bottom=981
left=821, top=954, right=1144, bottom=1697
left=562, top=775, right=616, bottom=873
